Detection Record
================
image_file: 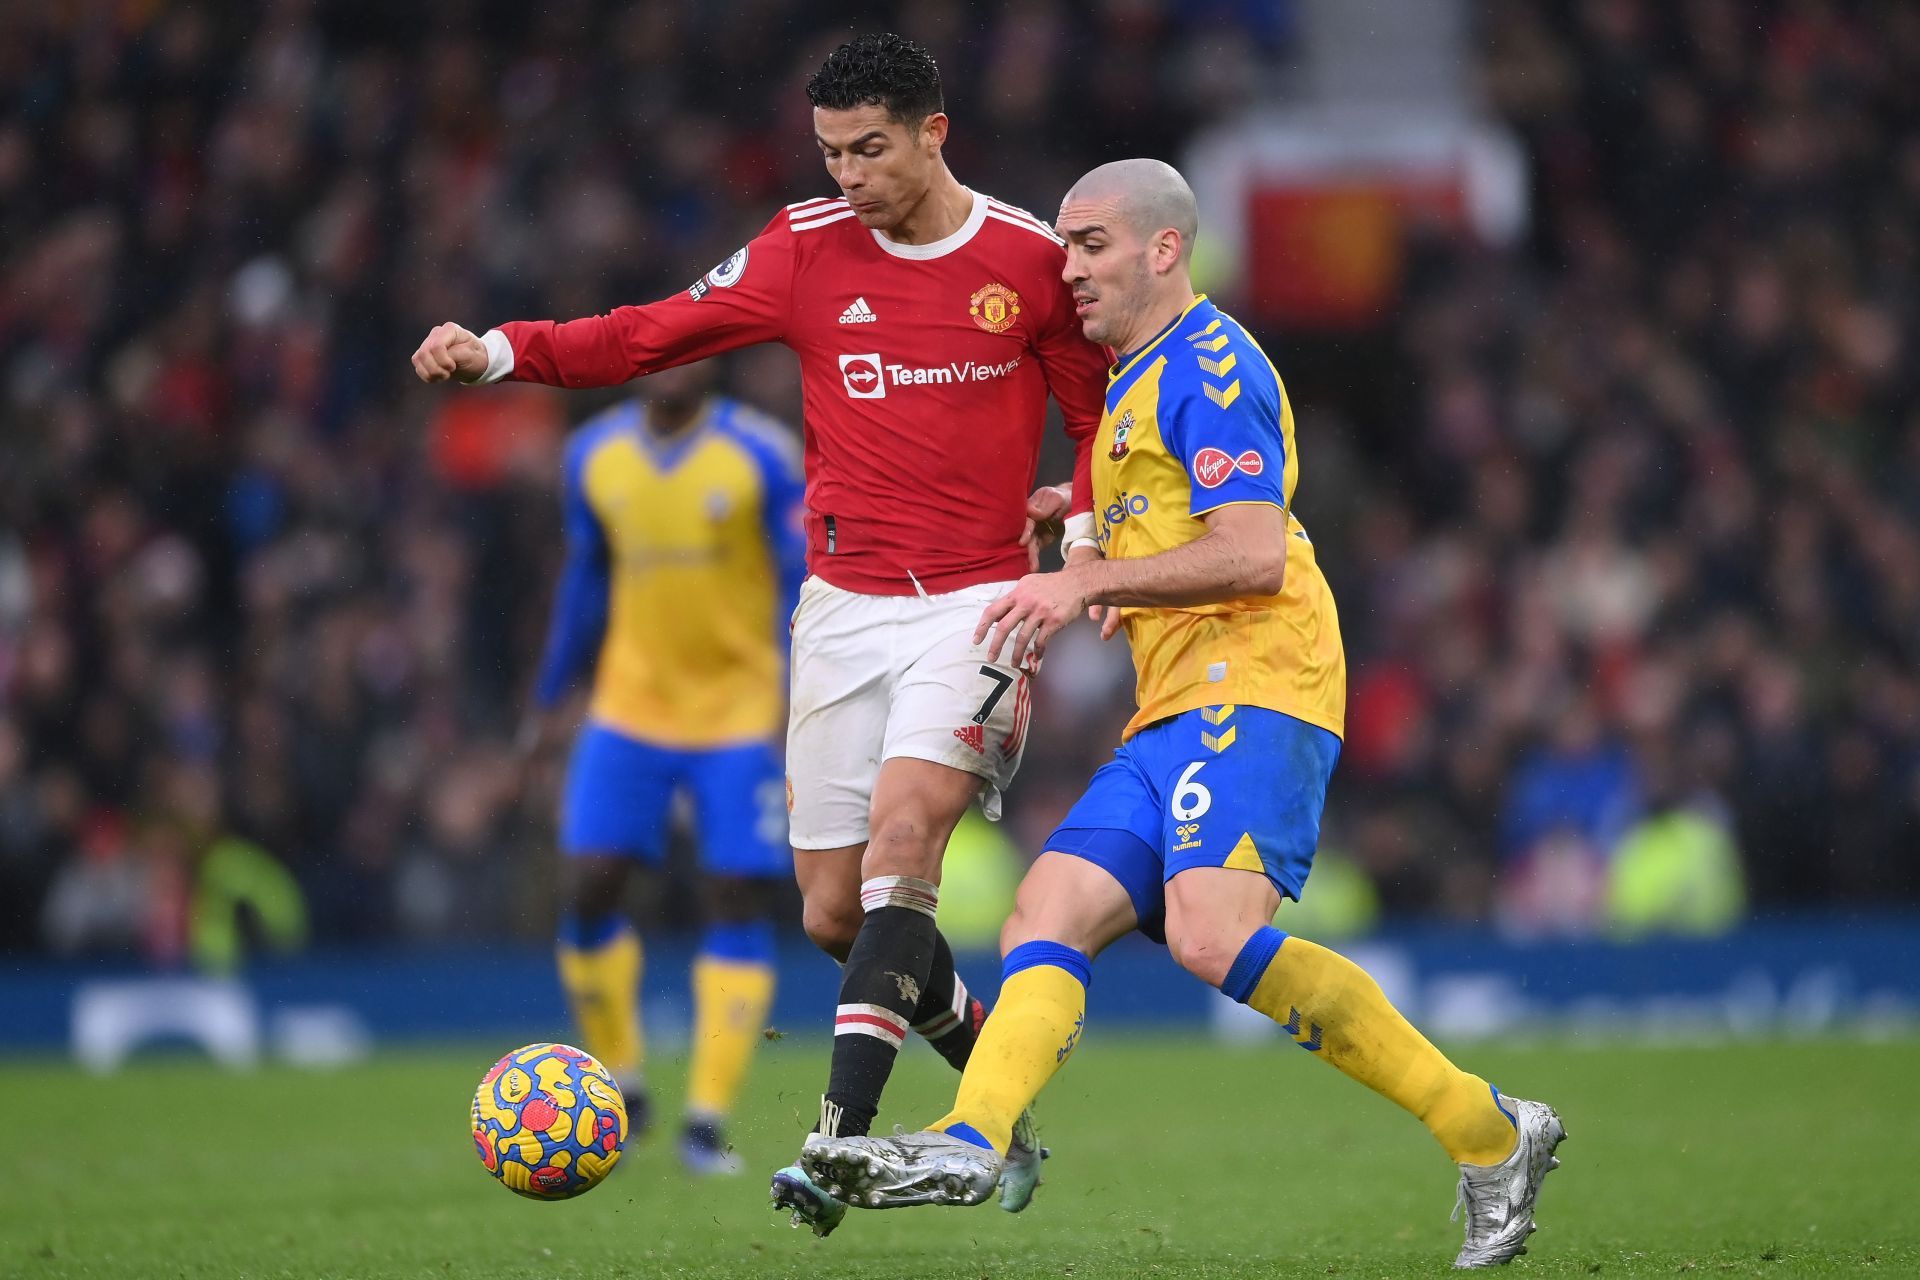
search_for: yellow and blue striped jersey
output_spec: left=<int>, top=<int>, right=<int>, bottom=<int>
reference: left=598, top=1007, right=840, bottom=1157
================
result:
left=1094, top=296, right=1345, bottom=741
left=534, top=396, right=806, bottom=748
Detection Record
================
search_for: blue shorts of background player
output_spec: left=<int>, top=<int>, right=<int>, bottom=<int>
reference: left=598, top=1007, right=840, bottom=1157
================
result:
left=1044, top=705, right=1341, bottom=943
left=562, top=721, right=790, bottom=876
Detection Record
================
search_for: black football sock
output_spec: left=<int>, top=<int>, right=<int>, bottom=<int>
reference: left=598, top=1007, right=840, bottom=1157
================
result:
left=911, top=928, right=987, bottom=1073
left=819, top=875, right=940, bottom=1139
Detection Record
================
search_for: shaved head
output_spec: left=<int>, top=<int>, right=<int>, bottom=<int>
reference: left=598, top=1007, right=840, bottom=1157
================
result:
left=1055, top=159, right=1201, bottom=350
left=1062, top=159, right=1199, bottom=263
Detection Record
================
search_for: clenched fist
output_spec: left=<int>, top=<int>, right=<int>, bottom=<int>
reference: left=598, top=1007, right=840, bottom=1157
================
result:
left=411, top=322, right=490, bottom=384
left=1019, top=482, right=1073, bottom=570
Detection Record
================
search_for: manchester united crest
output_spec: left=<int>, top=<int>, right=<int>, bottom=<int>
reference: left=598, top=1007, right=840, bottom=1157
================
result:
left=1109, top=410, right=1135, bottom=460
left=969, top=282, right=1021, bottom=334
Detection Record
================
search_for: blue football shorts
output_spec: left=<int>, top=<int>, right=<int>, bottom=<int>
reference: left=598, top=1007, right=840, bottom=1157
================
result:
left=1045, top=705, right=1340, bottom=941
left=560, top=721, right=790, bottom=877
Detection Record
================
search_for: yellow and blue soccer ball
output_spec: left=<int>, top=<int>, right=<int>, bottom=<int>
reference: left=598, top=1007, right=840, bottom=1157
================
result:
left=470, top=1042, right=628, bottom=1199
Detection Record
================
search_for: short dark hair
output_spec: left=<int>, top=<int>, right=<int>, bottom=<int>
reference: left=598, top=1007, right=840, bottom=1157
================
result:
left=806, top=33, right=944, bottom=124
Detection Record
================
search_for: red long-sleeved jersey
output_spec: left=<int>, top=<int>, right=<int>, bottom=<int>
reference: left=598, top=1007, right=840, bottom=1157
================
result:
left=494, top=189, right=1107, bottom=596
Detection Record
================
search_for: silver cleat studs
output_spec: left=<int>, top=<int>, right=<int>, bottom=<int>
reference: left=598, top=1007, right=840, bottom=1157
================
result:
left=797, top=1131, right=1006, bottom=1211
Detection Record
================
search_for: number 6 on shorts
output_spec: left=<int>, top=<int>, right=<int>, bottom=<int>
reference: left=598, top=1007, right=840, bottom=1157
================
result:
left=1170, top=760, right=1212, bottom=820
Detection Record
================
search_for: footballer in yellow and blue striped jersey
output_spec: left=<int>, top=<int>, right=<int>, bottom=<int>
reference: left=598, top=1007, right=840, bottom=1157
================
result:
left=1044, top=293, right=1347, bottom=930
left=1093, top=294, right=1345, bottom=743
left=532, top=359, right=804, bottom=1174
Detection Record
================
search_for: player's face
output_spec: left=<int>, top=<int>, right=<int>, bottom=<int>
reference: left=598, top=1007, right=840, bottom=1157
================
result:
left=814, top=106, right=941, bottom=232
left=1057, top=196, right=1154, bottom=349
left=643, top=360, right=714, bottom=420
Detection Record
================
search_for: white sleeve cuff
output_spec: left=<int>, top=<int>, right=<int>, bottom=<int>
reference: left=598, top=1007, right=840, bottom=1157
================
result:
left=470, top=329, right=515, bottom=385
left=1063, top=512, right=1096, bottom=544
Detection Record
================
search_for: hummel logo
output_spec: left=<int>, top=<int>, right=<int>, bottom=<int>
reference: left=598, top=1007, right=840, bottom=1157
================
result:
left=838, top=297, right=878, bottom=324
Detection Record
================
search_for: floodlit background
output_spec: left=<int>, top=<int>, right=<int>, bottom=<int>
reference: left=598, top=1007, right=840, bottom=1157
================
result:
left=1, top=4, right=1917, bottom=1275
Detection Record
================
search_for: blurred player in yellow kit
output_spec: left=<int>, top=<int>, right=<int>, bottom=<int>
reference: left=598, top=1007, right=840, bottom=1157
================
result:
left=529, top=358, right=805, bottom=1174
left=803, top=161, right=1567, bottom=1267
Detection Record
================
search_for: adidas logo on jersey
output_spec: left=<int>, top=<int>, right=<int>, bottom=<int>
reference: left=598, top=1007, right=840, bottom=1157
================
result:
left=838, top=297, right=879, bottom=324
left=952, top=724, right=985, bottom=753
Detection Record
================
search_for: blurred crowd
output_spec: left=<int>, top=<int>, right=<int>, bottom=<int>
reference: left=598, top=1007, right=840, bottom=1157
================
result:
left=3, top=0, right=1916, bottom=967
left=1335, top=0, right=1920, bottom=926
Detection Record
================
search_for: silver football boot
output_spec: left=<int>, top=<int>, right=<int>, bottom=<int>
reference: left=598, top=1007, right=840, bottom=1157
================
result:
left=801, top=1128, right=1004, bottom=1209
left=1451, top=1095, right=1567, bottom=1268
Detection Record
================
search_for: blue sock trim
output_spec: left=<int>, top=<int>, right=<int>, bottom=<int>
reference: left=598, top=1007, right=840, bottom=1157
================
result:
left=558, top=912, right=628, bottom=950
left=1221, top=926, right=1289, bottom=1004
left=699, top=919, right=775, bottom=964
left=942, top=1121, right=993, bottom=1150
left=1002, top=940, right=1092, bottom=990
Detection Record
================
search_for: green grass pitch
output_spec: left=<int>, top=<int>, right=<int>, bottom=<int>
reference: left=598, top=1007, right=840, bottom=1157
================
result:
left=5, top=1036, right=1913, bottom=1278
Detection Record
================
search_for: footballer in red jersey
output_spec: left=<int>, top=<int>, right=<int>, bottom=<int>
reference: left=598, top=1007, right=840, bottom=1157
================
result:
left=412, top=33, right=1105, bottom=1234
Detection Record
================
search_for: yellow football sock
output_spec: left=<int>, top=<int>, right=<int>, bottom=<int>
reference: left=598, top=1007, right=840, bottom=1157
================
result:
left=686, top=955, right=776, bottom=1120
left=1245, top=933, right=1517, bottom=1166
left=556, top=925, right=644, bottom=1085
left=933, top=944, right=1089, bottom=1155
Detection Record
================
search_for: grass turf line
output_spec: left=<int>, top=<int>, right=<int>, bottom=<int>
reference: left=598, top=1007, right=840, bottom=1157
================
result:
left=3, top=1037, right=1913, bottom=1278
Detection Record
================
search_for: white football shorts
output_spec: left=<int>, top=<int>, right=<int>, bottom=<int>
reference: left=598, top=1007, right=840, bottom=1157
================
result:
left=785, top=574, right=1034, bottom=850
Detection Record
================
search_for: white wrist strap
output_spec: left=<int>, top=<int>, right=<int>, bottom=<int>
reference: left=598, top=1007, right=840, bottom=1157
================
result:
left=471, top=329, right=516, bottom=385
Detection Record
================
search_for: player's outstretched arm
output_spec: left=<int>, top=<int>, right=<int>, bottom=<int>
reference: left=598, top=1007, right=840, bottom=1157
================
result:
left=1083, top=502, right=1288, bottom=605
left=415, top=226, right=793, bottom=391
left=975, top=503, right=1288, bottom=665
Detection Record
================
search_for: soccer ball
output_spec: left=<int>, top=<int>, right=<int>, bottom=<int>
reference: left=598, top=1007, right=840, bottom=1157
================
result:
left=471, top=1042, right=628, bottom=1198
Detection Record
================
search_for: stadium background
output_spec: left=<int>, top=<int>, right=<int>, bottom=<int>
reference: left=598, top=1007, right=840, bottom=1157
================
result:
left=8, top=0, right=1918, bottom=971
left=4, top=3, right=1919, bottom=1276
left=2, top=0, right=1920, bottom=1115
